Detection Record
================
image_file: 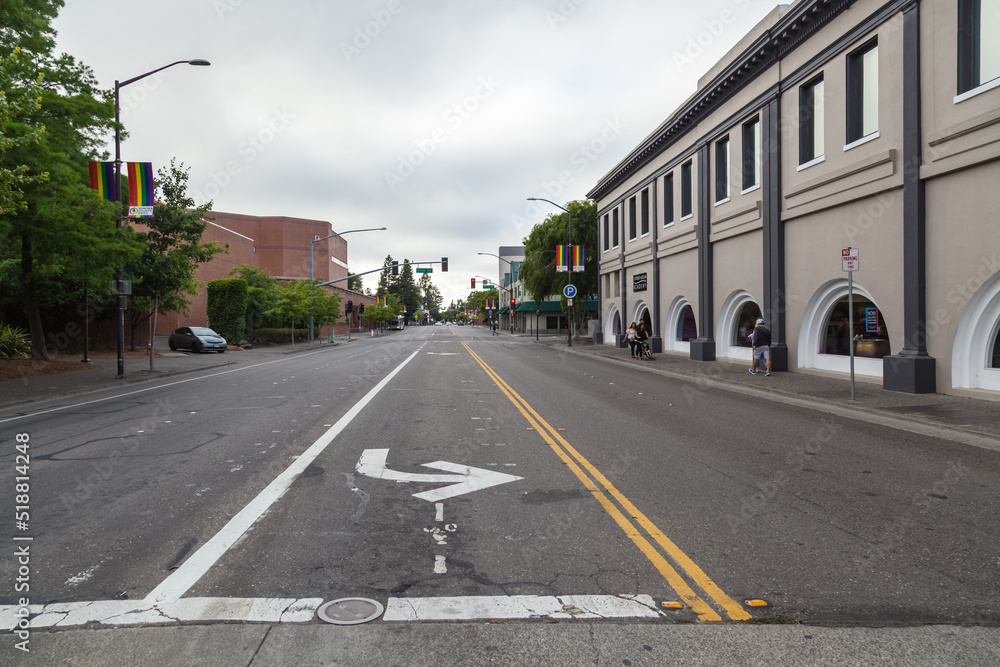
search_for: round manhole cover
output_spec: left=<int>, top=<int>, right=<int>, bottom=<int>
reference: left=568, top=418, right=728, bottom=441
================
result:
left=317, top=598, right=384, bottom=625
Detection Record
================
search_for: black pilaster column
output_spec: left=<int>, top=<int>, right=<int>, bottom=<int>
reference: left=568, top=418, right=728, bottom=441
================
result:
left=884, top=3, right=936, bottom=393
left=762, top=95, right=788, bottom=371
left=594, top=259, right=604, bottom=344
left=650, top=181, right=663, bottom=353
left=691, top=144, right=716, bottom=361
left=618, top=205, right=629, bottom=348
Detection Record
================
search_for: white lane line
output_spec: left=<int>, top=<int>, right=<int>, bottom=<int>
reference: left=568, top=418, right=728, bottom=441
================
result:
left=142, top=349, right=421, bottom=606
left=0, top=348, right=340, bottom=424
left=0, top=597, right=324, bottom=630
left=435, top=502, right=444, bottom=522
left=0, top=594, right=662, bottom=630
left=382, top=595, right=664, bottom=621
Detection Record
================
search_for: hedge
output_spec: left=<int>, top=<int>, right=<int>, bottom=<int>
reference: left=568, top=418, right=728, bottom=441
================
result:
left=207, top=278, right=248, bottom=344
left=252, top=328, right=309, bottom=345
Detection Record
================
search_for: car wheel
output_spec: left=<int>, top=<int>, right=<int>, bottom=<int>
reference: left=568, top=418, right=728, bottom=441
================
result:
left=192, top=341, right=202, bottom=353
left=169, top=341, right=176, bottom=351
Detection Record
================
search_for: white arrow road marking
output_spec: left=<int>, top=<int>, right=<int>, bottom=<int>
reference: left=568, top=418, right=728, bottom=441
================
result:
left=356, top=449, right=523, bottom=502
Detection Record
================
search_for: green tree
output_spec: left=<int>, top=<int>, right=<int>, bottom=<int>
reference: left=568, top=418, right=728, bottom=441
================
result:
left=520, top=199, right=598, bottom=335
left=377, top=255, right=397, bottom=295
left=0, top=1, right=142, bottom=359
left=124, top=161, right=225, bottom=349
left=419, top=273, right=443, bottom=320
left=347, top=273, right=364, bottom=292
left=0, top=48, right=48, bottom=215
left=227, top=264, right=278, bottom=336
left=394, top=258, right=420, bottom=316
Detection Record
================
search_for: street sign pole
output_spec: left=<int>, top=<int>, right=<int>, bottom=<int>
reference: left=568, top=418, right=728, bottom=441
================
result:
left=849, top=267, right=855, bottom=401
left=842, top=247, right=860, bottom=401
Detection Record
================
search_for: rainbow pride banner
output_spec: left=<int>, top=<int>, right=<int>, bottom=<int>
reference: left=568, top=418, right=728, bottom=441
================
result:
left=127, top=162, right=154, bottom=218
left=556, top=245, right=584, bottom=273
left=88, top=161, right=116, bottom=202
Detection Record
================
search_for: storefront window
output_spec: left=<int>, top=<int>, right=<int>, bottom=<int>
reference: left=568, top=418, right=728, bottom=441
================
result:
left=676, top=305, right=697, bottom=341
left=732, top=302, right=762, bottom=347
left=822, top=296, right=890, bottom=358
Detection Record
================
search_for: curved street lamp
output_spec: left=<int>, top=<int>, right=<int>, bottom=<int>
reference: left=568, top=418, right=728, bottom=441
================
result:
left=478, top=251, right=516, bottom=332
left=113, top=59, right=211, bottom=378
left=526, top=198, right=573, bottom=347
left=309, top=226, right=387, bottom=341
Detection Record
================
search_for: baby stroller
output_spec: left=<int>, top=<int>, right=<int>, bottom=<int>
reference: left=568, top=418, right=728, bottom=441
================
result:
left=637, top=339, right=654, bottom=360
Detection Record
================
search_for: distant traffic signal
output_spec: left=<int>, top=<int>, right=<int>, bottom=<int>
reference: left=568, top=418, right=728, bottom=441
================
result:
left=471, top=278, right=476, bottom=289
left=358, top=303, right=365, bottom=316
left=392, top=260, right=399, bottom=276
left=441, top=257, right=448, bottom=272
left=510, top=298, right=515, bottom=309
left=346, top=299, right=353, bottom=316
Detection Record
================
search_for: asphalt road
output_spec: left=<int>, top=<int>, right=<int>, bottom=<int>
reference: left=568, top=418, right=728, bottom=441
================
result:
left=1, top=324, right=998, bottom=629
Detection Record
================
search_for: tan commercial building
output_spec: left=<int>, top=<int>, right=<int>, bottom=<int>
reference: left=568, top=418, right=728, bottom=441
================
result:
left=589, top=0, right=1000, bottom=397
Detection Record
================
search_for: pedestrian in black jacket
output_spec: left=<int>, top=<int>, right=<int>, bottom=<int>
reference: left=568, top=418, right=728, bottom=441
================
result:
left=749, top=318, right=772, bottom=376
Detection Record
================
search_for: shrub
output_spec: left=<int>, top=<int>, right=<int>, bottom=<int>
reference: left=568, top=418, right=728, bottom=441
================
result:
left=0, top=324, right=30, bottom=359
left=252, top=328, right=308, bottom=345
left=207, top=278, right=248, bottom=345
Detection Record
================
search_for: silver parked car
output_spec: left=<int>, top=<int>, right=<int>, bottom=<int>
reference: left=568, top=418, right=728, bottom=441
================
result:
left=168, top=327, right=227, bottom=353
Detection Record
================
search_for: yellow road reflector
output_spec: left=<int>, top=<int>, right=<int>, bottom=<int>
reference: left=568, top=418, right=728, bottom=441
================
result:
left=526, top=428, right=534, bottom=431
left=557, top=428, right=566, bottom=431
left=745, top=599, right=768, bottom=607
left=661, top=602, right=684, bottom=609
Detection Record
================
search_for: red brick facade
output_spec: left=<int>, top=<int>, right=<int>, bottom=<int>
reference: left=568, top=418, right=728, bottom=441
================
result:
left=154, top=210, right=372, bottom=339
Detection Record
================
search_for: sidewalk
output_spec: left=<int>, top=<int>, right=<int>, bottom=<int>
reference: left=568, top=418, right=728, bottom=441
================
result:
left=529, top=335, right=1000, bottom=450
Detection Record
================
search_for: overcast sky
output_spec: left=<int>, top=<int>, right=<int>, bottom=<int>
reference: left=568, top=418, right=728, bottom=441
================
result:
left=53, top=0, right=774, bottom=305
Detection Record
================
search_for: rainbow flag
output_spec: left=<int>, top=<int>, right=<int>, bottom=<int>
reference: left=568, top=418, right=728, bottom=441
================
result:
left=88, top=161, right=116, bottom=202
left=127, top=162, right=154, bottom=218
left=572, top=245, right=584, bottom=272
left=556, top=245, right=569, bottom=273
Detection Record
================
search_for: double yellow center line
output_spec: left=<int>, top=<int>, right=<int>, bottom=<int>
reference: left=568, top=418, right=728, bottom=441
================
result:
left=462, top=342, right=750, bottom=622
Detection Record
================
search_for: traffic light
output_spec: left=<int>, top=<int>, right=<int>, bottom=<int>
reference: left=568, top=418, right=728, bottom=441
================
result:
left=510, top=298, right=515, bottom=310
left=346, top=299, right=353, bottom=316
left=391, top=260, right=399, bottom=276
left=441, top=257, right=448, bottom=272
left=358, top=303, right=365, bottom=316
left=471, top=278, right=476, bottom=289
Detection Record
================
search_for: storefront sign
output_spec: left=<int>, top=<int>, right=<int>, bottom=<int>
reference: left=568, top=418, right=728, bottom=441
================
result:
left=632, top=273, right=647, bottom=292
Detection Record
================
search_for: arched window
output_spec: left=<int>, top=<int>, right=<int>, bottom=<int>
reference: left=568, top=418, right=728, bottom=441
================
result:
left=676, top=305, right=697, bottom=341
left=821, top=295, right=891, bottom=358
left=732, top=302, right=762, bottom=348
left=991, top=325, right=1000, bottom=369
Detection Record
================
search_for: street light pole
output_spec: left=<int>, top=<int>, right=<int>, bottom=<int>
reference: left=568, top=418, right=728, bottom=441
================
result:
left=527, top=198, right=573, bottom=347
left=309, top=226, right=386, bottom=341
left=113, top=59, right=210, bottom=378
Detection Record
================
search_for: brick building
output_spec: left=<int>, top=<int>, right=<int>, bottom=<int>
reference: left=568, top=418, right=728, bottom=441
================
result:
left=154, top=210, right=372, bottom=339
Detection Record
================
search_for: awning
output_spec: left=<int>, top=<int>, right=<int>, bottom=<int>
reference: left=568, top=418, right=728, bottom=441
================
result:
left=515, top=301, right=562, bottom=313
left=498, top=306, right=510, bottom=314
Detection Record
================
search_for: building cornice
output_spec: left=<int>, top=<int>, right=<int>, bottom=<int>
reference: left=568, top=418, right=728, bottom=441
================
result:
left=587, top=0, right=856, bottom=201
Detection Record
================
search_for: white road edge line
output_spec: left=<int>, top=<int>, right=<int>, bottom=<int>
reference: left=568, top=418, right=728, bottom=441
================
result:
left=142, top=349, right=422, bottom=606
